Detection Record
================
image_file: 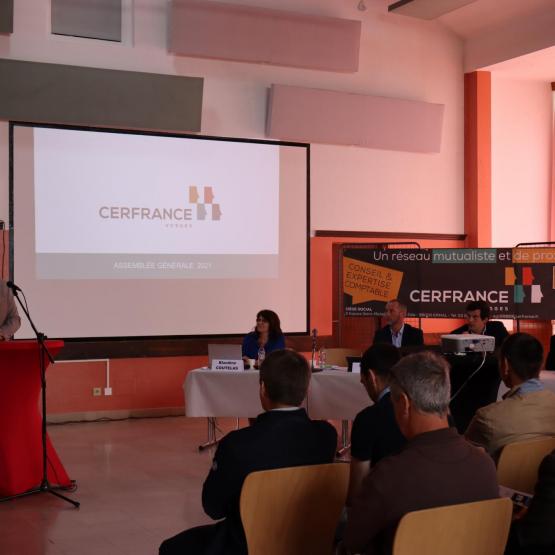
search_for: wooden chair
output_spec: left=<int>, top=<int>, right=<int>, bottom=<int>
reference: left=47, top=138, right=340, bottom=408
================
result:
left=240, top=463, right=349, bottom=555
left=324, top=348, right=361, bottom=367
left=392, top=498, right=512, bottom=555
left=497, top=436, right=555, bottom=494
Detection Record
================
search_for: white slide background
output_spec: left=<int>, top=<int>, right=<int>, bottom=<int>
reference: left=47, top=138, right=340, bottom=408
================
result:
left=34, top=129, right=279, bottom=255
left=12, top=125, right=308, bottom=338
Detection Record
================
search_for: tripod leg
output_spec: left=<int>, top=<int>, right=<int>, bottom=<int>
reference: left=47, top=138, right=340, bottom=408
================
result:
left=47, top=488, right=80, bottom=508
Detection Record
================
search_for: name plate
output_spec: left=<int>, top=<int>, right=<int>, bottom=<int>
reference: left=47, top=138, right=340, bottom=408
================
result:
left=211, top=359, right=243, bottom=372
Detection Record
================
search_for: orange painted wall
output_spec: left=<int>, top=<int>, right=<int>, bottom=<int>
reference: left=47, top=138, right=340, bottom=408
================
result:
left=464, top=71, right=492, bottom=248
left=47, top=356, right=207, bottom=414
left=551, top=93, right=555, bottom=241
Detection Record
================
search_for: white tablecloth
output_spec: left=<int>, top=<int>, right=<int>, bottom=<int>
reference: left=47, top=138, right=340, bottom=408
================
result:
left=185, top=368, right=555, bottom=421
left=184, top=368, right=370, bottom=420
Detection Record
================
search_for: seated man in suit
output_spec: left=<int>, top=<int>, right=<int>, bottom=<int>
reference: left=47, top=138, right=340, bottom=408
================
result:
left=505, top=449, right=555, bottom=555
left=449, top=300, right=510, bottom=432
left=159, top=349, right=337, bottom=555
left=373, top=299, right=424, bottom=348
left=0, top=280, right=21, bottom=340
left=346, top=343, right=406, bottom=506
left=545, top=335, right=555, bottom=371
left=450, top=299, right=509, bottom=349
left=344, top=351, right=498, bottom=555
left=465, top=333, right=555, bottom=462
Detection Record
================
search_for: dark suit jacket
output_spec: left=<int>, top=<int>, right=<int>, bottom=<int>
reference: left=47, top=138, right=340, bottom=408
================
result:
left=201, top=408, right=337, bottom=555
left=450, top=320, right=509, bottom=349
left=350, top=391, right=406, bottom=466
left=506, top=451, right=555, bottom=554
left=448, top=320, right=510, bottom=432
left=545, top=335, right=555, bottom=371
left=373, top=323, right=424, bottom=347
left=345, top=428, right=499, bottom=555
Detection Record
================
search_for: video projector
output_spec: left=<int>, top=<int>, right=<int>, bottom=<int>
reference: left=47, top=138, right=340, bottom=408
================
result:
left=440, top=334, right=495, bottom=354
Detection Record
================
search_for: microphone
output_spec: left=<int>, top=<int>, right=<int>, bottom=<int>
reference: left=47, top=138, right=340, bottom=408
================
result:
left=6, top=281, right=23, bottom=293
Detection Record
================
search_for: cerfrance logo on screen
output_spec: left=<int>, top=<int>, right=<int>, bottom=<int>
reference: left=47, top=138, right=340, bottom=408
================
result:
left=98, top=186, right=222, bottom=228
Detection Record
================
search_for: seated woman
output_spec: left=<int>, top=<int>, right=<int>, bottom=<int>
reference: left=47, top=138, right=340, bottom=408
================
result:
left=242, top=309, right=285, bottom=367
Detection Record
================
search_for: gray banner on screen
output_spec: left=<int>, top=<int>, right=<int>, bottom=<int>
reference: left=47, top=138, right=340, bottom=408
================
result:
left=36, top=253, right=279, bottom=279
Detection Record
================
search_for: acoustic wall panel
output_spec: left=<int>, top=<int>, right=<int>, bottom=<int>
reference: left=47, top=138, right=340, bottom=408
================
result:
left=267, top=85, right=444, bottom=153
left=52, top=0, right=122, bottom=42
left=0, top=59, right=203, bottom=132
left=169, top=0, right=361, bottom=73
left=0, top=0, right=14, bottom=34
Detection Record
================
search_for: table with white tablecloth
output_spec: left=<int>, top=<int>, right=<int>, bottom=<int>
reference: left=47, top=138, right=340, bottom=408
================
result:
left=184, top=368, right=370, bottom=449
left=184, top=368, right=370, bottom=419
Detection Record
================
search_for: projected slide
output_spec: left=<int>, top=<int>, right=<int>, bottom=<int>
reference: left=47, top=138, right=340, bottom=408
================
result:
left=11, top=124, right=308, bottom=339
left=34, top=128, right=280, bottom=278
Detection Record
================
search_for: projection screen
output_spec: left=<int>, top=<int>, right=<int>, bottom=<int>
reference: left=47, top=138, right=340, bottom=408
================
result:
left=10, top=123, right=309, bottom=339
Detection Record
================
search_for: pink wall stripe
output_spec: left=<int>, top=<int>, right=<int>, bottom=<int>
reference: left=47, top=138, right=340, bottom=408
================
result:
left=169, top=0, right=361, bottom=73
left=267, top=84, right=445, bottom=153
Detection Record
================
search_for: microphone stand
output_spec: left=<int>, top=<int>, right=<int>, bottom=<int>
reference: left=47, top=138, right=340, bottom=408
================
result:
left=0, top=287, right=79, bottom=507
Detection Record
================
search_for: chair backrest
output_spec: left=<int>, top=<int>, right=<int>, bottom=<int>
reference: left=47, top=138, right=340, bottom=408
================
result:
left=324, top=348, right=361, bottom=367
left=497, top=436, right=555, bottom=494
left=392, top=498, right=512, bottom=555
left=240, top=463, right=349, bottom=555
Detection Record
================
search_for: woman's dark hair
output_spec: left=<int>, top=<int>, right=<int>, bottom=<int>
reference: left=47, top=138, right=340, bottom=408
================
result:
left=255, top=309, right=282, bottom=339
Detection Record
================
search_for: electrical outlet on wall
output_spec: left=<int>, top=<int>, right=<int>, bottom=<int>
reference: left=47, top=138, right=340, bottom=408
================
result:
left=92, top=387, right=102, bottom=396
left=104, top=387, right=112, bottom=396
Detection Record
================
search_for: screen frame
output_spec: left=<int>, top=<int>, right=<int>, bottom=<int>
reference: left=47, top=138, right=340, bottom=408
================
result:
left=9, top=121, right=311, bottom=355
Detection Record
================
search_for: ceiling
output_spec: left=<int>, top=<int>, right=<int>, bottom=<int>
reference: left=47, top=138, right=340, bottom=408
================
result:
left=367, top=0, right=555, bottom=82
left=437, top=0, right=555, bottom=39
left=484, top=46, right=555, bottom=82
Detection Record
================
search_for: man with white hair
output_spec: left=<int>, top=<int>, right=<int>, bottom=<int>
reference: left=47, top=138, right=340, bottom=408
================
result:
left=345, top=351, right=498, bottom=555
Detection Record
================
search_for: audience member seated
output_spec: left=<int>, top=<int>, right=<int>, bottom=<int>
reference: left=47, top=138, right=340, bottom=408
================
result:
left=505, top=449, right=555, bottom=555
left=449, top=300, right=509, bottom=433
left=346, top=343, right=405, bottom=506
left=159, top=349, right=337, bottom=555
left=465, top=333, right=555, bottom=462
left=373, top=299, right=424, bottom=348
left=241, top=309, right=285, bottom=367
left=545, top=335, right=555, bottom=371
left=344, top=351, right=498, bottom=555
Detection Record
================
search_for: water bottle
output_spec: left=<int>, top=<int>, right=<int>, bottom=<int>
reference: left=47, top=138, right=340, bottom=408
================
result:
left=257, top=346, right=266, bottom=367
left=318, top=346, right=327, bottom=369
